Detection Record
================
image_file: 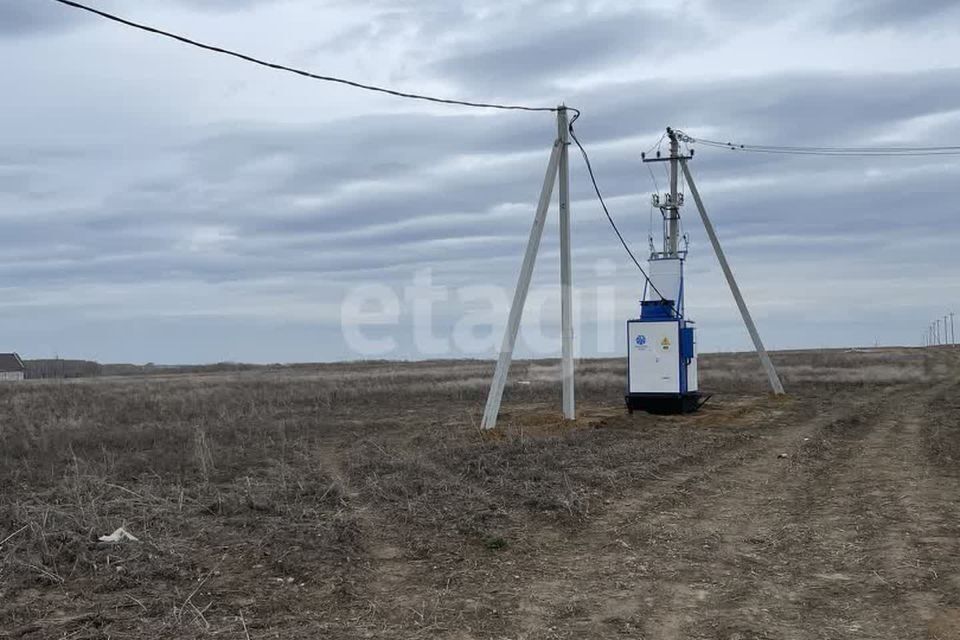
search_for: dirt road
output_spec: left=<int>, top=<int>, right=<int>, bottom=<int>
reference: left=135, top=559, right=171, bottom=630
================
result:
left=484, top=382, right=960, bottom=639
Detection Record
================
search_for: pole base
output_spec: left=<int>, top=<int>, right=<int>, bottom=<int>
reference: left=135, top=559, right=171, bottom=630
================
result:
left=625, top=392, right=701, bottom=415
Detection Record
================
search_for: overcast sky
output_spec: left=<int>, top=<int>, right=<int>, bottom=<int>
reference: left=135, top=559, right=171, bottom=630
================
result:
left=2, top=0, right=959, bottom=363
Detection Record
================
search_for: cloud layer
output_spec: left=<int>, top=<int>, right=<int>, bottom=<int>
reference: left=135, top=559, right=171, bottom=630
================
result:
left=1, top=0, right=959, bottom=362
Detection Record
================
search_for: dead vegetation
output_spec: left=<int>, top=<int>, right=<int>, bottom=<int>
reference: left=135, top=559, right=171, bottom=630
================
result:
left=0, top=347, right=958, bottom=638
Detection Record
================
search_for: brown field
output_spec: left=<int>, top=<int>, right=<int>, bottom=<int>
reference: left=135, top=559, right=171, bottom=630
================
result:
left=1, top=347, right=959, bottom=639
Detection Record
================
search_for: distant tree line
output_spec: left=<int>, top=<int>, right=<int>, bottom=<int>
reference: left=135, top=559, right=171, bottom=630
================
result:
left=25, top=359, right=103, bottom=379
left=101, top=362, right=261, bottom=376
left=22, top=359, right=316, bottom=380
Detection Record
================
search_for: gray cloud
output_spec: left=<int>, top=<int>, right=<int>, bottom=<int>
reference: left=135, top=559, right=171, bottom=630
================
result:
left=0, top=1, right=85, bottom=37
left=0, top=0, right=288, bottom=40
left=171, top=0, right=282, bottom=13
left=698, top=0, right=960, bottom=30
left=7, top=64, right=958, bottom=289
left=833, top=0, right=960, bottom=28
left=431, top=9, right=677, bottom=91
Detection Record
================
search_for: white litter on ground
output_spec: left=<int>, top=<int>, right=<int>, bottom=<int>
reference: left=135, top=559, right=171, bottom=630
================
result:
left=98, top=527, right=139, bottom=543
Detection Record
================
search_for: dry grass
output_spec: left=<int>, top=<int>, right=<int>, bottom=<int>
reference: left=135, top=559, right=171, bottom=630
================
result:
left=922, top=376, right=960, bottom=472
left=0, top=347, right=957, bottom=638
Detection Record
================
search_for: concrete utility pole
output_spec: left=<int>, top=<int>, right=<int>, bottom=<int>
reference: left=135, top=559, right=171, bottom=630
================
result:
left=481, top=140, right=560, bottom=431
left=681, top=160, right=785, bottom=395
left=951, top=312, right=956, bottom=346
left=481, top=106, right=574, bottom=431
left=558, top=106, right=575, bottom=421
left=667, top=129, right=681, bottom=256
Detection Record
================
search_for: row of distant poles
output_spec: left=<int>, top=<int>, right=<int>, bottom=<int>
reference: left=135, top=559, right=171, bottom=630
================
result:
left=923, top=313, right=956, bottom=347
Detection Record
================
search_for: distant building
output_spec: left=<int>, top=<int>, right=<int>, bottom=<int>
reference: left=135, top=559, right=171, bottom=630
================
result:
left=0, top=353, right=25, bottom=381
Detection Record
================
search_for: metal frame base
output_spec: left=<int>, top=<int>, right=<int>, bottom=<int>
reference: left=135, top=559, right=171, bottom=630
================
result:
left=625, top=392, right=701, bottom=415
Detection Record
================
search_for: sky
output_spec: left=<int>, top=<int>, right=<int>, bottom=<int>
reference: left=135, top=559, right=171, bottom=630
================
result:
left=2, top=0, right=960, bottom=364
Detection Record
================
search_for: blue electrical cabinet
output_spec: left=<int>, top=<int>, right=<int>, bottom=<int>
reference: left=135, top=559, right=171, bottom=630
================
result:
left=625, top=259, right=700, bottom=414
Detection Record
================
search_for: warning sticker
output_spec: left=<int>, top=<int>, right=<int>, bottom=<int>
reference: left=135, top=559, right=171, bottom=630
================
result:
left=661, top=337, right=671, bottom=351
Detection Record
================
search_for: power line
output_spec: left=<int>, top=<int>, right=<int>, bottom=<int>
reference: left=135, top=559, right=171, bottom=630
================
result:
left=50, top=0, right=560, bottom=114
left=646, top=163, right=661, bottom=194
left=644, top=131, right=668, bottom=156
left=568, top=116, right=679, bottom=314
left=51, top=1, right=672, bottom=305
left=676, top=130, right=960, bottom=157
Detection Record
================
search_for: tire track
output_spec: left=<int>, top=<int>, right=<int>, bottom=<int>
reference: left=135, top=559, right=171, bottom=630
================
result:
left=635, top=388, right=893, bottom=640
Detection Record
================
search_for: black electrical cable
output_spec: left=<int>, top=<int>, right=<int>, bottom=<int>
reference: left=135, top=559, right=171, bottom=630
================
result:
left=50, top=0, right=685, bottom=312
left=51, top=0, right=560, bottom=114
left=644, top=131, right=668, bottom=156
left=646, top=164, right=661, bottom=196
left=696, top=144, right=960, bottom=157
left=694, top=139, right=960, bottom=153
left=678, top=130, right=960, bottom=153
left=567, top=117, right=681, bottom=316
left=643, top=132, right=664, bottom=207
left=676, top=130, right=960, bottom=156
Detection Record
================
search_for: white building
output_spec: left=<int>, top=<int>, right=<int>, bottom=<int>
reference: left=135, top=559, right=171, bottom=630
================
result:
left=0, top=353, right=25, bottom=381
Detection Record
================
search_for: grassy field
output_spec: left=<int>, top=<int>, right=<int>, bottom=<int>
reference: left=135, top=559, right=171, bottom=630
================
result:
left=1, top=348, right=959, bottom=639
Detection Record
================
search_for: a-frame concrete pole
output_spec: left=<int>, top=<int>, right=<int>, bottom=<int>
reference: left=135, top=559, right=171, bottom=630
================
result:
left=681, top=160, right=785, bottom=395
left=481, top=137, right=562, bottom=430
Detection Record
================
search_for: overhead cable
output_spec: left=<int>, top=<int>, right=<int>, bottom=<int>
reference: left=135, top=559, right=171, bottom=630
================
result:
left=568, top=115, right=680, bottom=315
left=52, top=1, right=679, bottom=308
left=51, top=0, right=561, bottom=114
left=676, top=130, right=960, bottom=157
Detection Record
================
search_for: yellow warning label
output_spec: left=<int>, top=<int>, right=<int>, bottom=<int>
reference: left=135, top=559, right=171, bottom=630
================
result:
left=661, top=337, right=671, bottom=351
